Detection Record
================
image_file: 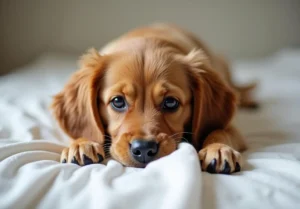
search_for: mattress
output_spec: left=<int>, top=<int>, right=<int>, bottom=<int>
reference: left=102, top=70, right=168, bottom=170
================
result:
left=0, top=49, right=300, bottom=209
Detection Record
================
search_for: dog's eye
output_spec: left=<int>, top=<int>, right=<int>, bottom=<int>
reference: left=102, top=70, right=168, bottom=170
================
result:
left=162, top=97, right=179, bottom=112
left=110, top=96, right=127, bottom=112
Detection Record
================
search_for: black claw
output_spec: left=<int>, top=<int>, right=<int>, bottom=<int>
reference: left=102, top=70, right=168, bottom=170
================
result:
left=83, top=154, right=93, bottom=165
left=248, top=103, right=260, bottom=109
left=207, top=158, right=217, bottom=174
left=235, top=162, right=241, bottom=172
left=240, top=103, right=260, bottom=110
left=221, top=160, right=231, bottom=174
left=97, top=154, right=104, bottom=163
left=71, top=156, right=79, bottom=165
left=62, top=159, right=67, bottom=163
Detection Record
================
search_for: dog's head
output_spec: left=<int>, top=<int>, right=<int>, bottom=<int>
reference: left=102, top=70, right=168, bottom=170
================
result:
left=52, top=41, right=236, bottom=167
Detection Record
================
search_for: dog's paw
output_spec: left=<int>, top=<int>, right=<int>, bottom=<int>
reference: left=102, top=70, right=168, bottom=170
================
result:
left=199, top=143, right=242, bottom=174
left=60, top=138, right=105, bottom=166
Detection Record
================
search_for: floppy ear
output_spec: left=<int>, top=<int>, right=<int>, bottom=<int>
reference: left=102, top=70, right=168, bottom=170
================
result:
left=180, top=50, right=237, bottom=149
left=51, top=48, right=107, bottom=143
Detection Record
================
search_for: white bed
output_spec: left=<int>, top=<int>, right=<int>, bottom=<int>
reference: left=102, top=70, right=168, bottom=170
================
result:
left=0, top=49, right=300, bottom=209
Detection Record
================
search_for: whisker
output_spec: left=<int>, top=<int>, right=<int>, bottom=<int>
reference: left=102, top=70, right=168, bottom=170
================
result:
left=173, top=137, right=183, bottom=140
left=104, top=153, right=111, bottom=158
left=181, top=137, right=189, bottom=143
left=172, top=138, right=183, bottom=142
left=169, top=132, right=194, bottom=138
left=172, top=137, right=189, bottom=143
left=104, top=141, right=112, bottom=144
left=173, top=131, right=194, bottom=135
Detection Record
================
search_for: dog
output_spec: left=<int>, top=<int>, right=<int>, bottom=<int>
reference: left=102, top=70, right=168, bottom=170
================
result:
left=51, top=23, right=257, bottom=174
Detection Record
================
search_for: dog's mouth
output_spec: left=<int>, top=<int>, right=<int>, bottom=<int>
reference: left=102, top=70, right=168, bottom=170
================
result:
left=106, top=134, right=179, bottom=168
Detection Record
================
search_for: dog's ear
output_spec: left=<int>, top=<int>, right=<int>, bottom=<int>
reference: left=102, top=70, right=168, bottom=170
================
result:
left=178, top=49, right=237, bottom=149
left=51, top=48, right=107, bottom=142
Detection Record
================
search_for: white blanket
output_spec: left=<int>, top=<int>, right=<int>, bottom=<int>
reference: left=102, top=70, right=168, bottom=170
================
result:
left=0, top=50, right=300, bottom=209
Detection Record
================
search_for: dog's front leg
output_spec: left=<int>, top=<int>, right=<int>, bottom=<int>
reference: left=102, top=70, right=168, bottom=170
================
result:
left=198, top=126, right=246, bottom=174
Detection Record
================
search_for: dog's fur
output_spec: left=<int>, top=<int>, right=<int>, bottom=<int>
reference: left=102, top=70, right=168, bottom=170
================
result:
left=51, top=23, right=257, bottom=174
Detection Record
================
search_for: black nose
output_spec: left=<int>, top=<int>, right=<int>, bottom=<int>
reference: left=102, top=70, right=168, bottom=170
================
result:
left=130, top=140, right=159, bottom=164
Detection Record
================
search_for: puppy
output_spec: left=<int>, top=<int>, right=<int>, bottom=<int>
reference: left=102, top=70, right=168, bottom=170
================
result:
left=51, top=23, right=257, bottom=174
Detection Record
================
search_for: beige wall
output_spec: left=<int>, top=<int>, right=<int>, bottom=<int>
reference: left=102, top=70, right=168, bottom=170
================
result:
left=1, top=0, right=300, bottom=74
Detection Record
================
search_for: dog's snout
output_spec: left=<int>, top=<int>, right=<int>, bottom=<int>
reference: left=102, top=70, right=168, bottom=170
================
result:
left=130, top=139, right=158, bottom=164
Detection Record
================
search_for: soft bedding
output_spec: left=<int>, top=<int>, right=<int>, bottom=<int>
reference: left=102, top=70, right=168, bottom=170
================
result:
left=0, top=49, right=300, bottom=209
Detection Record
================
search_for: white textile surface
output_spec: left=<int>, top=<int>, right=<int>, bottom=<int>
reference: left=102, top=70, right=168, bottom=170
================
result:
left=0, top=49, right=300, bottom=209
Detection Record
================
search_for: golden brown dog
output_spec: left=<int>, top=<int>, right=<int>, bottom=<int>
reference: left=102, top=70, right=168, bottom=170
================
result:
left=51, top=23, right=257, bottom=174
